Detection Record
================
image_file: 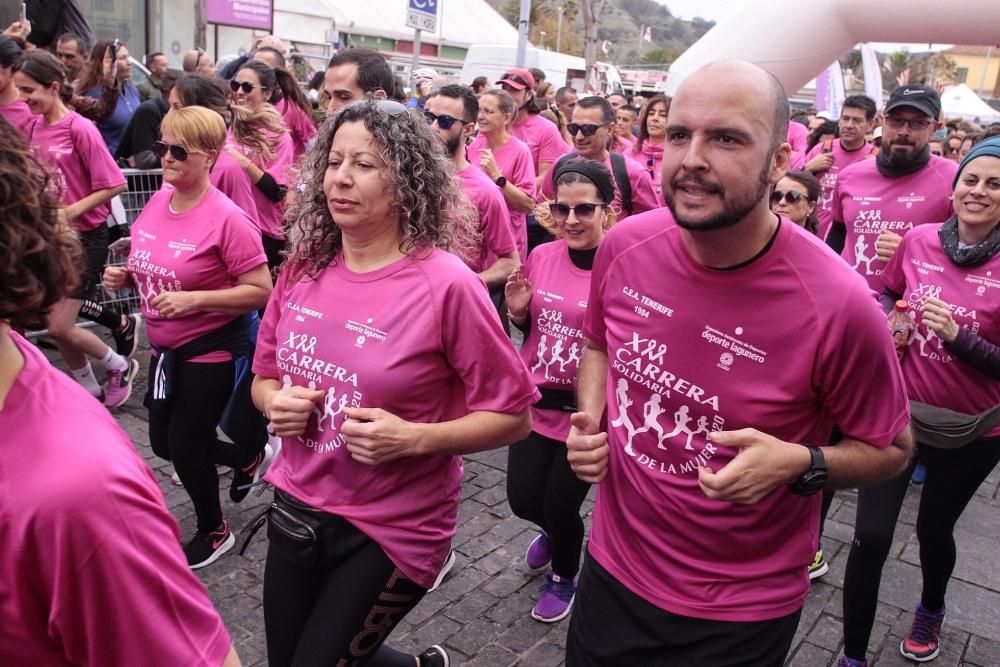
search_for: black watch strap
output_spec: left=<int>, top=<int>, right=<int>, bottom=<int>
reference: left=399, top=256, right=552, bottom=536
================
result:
left=495, top=175, right=507, bottom=188
left=789, top=445, right=828, bottom=496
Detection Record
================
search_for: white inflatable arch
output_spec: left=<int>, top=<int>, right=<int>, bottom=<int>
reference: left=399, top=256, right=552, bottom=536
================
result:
left=666, top=0, right=1000, bottom=97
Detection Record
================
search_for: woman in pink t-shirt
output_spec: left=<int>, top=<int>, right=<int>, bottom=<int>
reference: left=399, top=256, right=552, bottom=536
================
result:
left=250, top=98, right=537, bottom=667
left=840, top=138, right=1000, bottom=667
left=470, top=88, right=537, bottom=261
left=104, top=106, right=272, bottom=570
left=505, top=159, right=615, bottom=623
left=0, top=117, right=243, bottom=667
left=0, top=35, right=33, bottom=135
left=630, top=94, right=669, bottom=206
left=13, top=52, right=138, bottom=408
left=227, top=61, right=298, bottom=270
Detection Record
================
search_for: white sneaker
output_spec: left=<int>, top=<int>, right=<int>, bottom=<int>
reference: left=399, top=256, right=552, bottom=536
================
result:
left=428, top=550, right=456, bottom=592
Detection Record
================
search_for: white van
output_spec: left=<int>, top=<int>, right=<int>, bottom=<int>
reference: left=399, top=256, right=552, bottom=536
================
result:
left=461, top=44, right=622, bottom=95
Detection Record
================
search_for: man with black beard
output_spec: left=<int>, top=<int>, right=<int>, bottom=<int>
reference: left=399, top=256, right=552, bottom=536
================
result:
left=424, top=85, right=520, bottom=289
left=827, top=85, right=958, bottom=291
left=565, top=60, right=912, bottom=666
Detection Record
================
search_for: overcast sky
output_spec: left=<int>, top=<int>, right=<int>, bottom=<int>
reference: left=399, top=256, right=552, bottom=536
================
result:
left=654, top=0, right=952, bottom=53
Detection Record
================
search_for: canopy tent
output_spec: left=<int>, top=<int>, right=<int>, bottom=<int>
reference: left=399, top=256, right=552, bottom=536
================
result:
left=940, top=84, right=1000, bottom=123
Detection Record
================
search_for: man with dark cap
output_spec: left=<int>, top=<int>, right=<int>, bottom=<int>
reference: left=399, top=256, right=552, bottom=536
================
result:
left=566, top=60, right=912, bottom=665
left=828, top=85, right=959, bottom=290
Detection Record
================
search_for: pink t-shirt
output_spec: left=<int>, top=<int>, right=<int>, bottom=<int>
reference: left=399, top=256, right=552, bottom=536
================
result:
left=832, top=156, right=958, bottom=291
left=630, top=141, right=666, bottom=206
left=510, top=113, right=569, bottom=178
left=584, top=210, right=910, bottom=621
left=253, top=249, right=539, bottom=588
left=212, top=142, right=260, bottom=223
left=279, top=97, right=317, bottom=159
left=468, top=134, right=536, bottom=261
left=520, top=240, right=591, bottom=441
left=128, top=186, right=266, bottom=360
left=0, top=98, right=35, bottom=135
left=457, top=163, right=518, bottom=273
left=0, top=331, right=232, bottom=666
left=787, top=121, right=809, bottom=170
left=612, top=133, right=635, bottom=152
left=804, top=139, right=877, bottom=240
left=25, top=111, right=126, bottom=232
left=882, top=223, right=1000, bottom=437
left=540, top=151, right=660, bottom=221
left=230, top=128, right=295, bottom=239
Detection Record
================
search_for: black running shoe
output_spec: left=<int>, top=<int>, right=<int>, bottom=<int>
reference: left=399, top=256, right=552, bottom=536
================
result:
left=230, top=444, right=273, bottom=503
left=418, top=645, right=450, bottom=667
left=112, top=313, right=142, bottom=358
left=184, top=521, right=235, bottom=569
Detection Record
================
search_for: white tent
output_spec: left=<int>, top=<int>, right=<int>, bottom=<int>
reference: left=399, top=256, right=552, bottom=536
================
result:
left=940, top=84, right=1000, bottom=123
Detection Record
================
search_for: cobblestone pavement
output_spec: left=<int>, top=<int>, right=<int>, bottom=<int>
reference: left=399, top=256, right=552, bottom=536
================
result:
left=57, top=333, right=1000, bottom=666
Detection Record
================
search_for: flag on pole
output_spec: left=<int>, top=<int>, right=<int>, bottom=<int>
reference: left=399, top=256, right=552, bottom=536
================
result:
left=601, top=40, right=610, bottom=55
left=643, top=26, right=652, bottom=42
left=859, top=43, right=884, bottom=110
left=814, top=59, right=846, bottom=118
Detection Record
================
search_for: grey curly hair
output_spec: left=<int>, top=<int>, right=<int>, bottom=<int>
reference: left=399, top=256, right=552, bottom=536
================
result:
left=284, top=97, right=478, bottom=280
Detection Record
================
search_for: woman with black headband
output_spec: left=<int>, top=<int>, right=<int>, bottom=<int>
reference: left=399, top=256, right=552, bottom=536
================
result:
left=505, top=158, right=616, bottom=623
left=838, top=137, right=1000, bottom=667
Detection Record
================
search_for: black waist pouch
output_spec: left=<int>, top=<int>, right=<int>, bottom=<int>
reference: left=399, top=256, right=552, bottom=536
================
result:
left=242, top=490, right=369, bottom=568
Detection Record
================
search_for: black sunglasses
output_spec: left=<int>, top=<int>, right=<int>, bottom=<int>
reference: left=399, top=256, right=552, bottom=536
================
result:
left=194, top=47, right=205, bottom=69
left=551, top=202, right=605, bottom=222
left=152, top=141, right=200, bottom=161
left=567, top=123, right=608, bottom=137
left=499, top=72, right=532, bottom=89
left=770, top=190, right=806, bottom=205
left=230, top=80, right=261, bottom=94
left=424, top=111, right=471, bottom=130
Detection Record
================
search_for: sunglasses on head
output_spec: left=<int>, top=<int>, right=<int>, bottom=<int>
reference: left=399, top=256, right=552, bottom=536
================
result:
left=567, top=123, right=608, bottom=137
left=499, top=72, right=532, bottom=89
left=550, top=202, right=604, bottom=222
left=770, top=190, right=806, bottom=205
left=152, top=141, right=201, bottom=161
left=424, top=111, right=471, bottom=130
left=229, top=80, right=262, bottom=94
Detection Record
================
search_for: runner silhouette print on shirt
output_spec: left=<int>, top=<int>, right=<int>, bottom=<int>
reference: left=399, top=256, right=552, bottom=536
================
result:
left=660, top=405, right=698, bottom=451
left=610, top=378, right=639, bottom=456
left=531, top=335, right=549, bottom=374
left=562, top=342, right=582, bottom=372
left=852, top=235, right=875, bottom=275
left=316, top=389, right=349, bottom=431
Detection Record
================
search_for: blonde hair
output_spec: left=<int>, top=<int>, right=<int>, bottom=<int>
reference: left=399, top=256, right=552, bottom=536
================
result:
left=230, top=103, right=286, bottom=163
left=160, top=105, right=226, bottom=156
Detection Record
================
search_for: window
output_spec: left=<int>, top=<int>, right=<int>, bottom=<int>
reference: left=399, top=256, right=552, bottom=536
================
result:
left=955, top=67, right=969, bottom=84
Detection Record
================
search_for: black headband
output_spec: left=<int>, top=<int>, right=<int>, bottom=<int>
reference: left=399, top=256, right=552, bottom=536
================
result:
left=553, top=158, right=615, bottom=204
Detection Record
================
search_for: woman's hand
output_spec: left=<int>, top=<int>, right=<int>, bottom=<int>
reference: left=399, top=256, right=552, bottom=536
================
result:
left=266, top=386, right=325, bottom=437
left=340, top=407, right=420, bottom=465
left=478, top=148, right=501, bottom=181
left=151, top=291, right=200, bottom=318
left=103, top=266, right=131, bottom=292
left=504, top=265, right=532, bottom=319
left=922, top=296, right=960, bottom=343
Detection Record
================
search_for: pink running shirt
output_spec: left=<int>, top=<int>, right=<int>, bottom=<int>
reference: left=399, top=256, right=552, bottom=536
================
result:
left=832, top=156, right=958, bottom=291
left=787, top=121, right=809, bottom=170
left=457, top=163, right=518, bottom=273
left=882, top=223, right=1000, bottom=437
left=212, top=141, right=261, bottom=223
left=0, top=98, right=35, bottom=135
left=468, top=134, right=536, bottom=261
left=0, top=331, right=232, bottom=667
left=519, top=240, right=591, bottom=441
left=803, top=139, right=877, bottom=239
left=279, top=97, right=317, bottom=159
left=253, top=249, right=539, bottom=588
left=584, top=210, right=910, bottom=621
left=25, top=111, right=126, bottom=232
left=229, top=127, right=296, bottom=239
left=127, top=186, right=266, bottom=360
left=510, top=113, right=569, bottom=180
left=540, top=151, right=660, bottom=221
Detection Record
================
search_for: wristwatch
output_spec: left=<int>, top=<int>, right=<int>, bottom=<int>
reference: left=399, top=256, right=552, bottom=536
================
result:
left=788, top=445, right=827, bottom=496
left=495, top=175, right=508, bottom=188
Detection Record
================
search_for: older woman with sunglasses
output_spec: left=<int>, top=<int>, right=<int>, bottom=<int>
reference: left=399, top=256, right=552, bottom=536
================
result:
left=837, top=137, right=1000, bottom=667
left=505, top=159, right=615, bottom=624
left=770, top=170, right=822, bottom=235
left=250, top=98, right=537, bottom=667
left=469, top=88, right=537, bottom=261
left=103, top=106, right=272, bottom=570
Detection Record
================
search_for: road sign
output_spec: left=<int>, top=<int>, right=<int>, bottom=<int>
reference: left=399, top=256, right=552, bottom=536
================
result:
left=406, top=0, right=437, bottom=33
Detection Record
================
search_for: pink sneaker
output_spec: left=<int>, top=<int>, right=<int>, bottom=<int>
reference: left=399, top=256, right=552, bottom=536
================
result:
left=104, top=358, right=139, bottom=408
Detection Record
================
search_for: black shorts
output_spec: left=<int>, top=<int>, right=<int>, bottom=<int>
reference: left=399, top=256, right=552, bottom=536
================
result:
left=72, top=225, right=110, bottom=300
left=566, top=553, right=801, bottom=667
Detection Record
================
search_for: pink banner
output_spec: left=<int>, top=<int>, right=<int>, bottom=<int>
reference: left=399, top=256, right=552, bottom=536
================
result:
left=206, top=0, right=273, bottom=31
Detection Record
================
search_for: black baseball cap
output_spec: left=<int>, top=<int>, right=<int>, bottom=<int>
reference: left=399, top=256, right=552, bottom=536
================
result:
left=885, top=85, right=941, bottom=120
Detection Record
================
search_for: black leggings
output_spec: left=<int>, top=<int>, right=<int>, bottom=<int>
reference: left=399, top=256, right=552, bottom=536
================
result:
left=506, top=429, right=592, bottom=578
left=264, top=527, right=425, bottom=667
left=148, top=358, right=239, bottom=533
left=842, top=436, right=1000, bottom=659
